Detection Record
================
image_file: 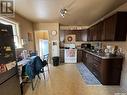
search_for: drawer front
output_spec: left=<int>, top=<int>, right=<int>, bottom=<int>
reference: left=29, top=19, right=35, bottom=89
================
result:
left=93, top=56, right=101, bottom=62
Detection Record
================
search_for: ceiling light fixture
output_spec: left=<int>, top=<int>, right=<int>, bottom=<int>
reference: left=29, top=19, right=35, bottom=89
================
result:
left=60, top=8, right=67, bottom=18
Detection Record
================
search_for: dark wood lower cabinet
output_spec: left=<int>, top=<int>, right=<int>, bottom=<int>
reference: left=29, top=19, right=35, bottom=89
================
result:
left=77, top=49, right=82, bottom=63
left=60, top=49, right=64, bottom=63
left=101, top=59, right=123, bottom=85
left=82, top=50, right=87, bottom=65
left=82, top=50, right=123, bottom=85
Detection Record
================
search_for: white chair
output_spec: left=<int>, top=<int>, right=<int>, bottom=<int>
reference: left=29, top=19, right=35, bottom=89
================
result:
left=43, top=54, right=49, bottom=72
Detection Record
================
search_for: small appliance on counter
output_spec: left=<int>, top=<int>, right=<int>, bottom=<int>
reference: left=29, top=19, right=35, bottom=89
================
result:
left=81, top=43, right=91, bottom=49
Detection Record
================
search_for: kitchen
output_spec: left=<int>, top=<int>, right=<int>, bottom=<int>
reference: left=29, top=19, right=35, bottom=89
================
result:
left=0, top=0, right=127, bottom=95
left=59, top=11, right=127, bottom=86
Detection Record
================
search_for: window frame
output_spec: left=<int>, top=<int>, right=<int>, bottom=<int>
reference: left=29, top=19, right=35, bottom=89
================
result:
left=0, top=17, right=23, bottom=49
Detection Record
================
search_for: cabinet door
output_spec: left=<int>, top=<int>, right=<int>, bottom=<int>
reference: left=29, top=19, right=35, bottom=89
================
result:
left=96, top=22, right=103, bottom=41
left=86, top=53, right=93, bottom=71
left=87, top=27, right=92, bottom=41
left=87, top=29, right=91, bottom=41
left=102, top=14, right=117, bottom=41
left=92, top=56, right=102, bottom=81
left=60, top=49, right=64, bottom=63
left=77, top=50, right=82, bottom=63
left=92, top=25, right=97, bottom=41
left=87, top=23, right=102, bottom=41
left=115, top=12, right=127, bottom=41
left=82, top=51, right=86, bottom=65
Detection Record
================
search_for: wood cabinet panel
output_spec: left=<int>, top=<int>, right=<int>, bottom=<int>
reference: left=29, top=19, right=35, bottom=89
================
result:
left=60, top=30, right=87, bottom=43
left=96, top=22, right=103, bottom=41
left=87, top=29, right=91, bottom=41
left=87, top=21, right=103, bottom=41
left=103, top=14, right=117, bottom=41
left=60, top=49, right=64, bottom=63
left=77, top=50, right=82, bottom=63
left=115, top=12, right=127, bottom=41
left=103, top=12, right=127, bottom=41
left=83, top=50, right=123, bottom=85
left=82, top=50, right=86, bottom=65
left=87, top=12, right=127, bottom=41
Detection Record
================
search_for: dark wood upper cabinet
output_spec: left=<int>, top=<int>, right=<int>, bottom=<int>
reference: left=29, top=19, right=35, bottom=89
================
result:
left=91, top=25, right=97, bottom=41
left=87, top=21, right=103, bottom=41
left=87, top=12, right=127, bottom=41
left=102, top=14, right=116, bottom=41
left=96, top=21, right=103, bottom=41
left=60, top=30, right=87, bottom=42
left=87, top=29, right=91, bottom=41
left=87, top=26, right=94, bottom=41
left=103, top=12, right=127, bottom=41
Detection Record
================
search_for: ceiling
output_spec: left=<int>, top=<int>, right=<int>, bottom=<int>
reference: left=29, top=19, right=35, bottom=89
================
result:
left=15, top=0, right=127, bottom=26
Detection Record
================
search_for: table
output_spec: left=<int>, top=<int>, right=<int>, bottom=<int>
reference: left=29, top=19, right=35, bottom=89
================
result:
left=17, top=56, right=37, bottom=84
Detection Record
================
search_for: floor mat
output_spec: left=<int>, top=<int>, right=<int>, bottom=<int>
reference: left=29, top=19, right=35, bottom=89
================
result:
left=76, top=63, right=101, bottom=85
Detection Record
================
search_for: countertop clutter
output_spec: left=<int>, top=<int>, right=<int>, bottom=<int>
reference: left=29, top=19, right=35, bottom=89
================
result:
left=83, top=49, right=123, bottom=59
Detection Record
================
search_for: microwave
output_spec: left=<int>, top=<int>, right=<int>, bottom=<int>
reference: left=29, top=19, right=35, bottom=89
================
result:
left=81, top=43, right=91, bottom=49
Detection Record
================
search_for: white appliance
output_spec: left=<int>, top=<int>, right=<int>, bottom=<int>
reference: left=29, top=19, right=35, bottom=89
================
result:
left=64, top=44, right=76, bottom=48
left=64, top=49, right=77, bottom=63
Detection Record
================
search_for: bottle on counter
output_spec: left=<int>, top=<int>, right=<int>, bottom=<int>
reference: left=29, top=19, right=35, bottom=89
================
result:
left=112, top=45, right=118, bottom=56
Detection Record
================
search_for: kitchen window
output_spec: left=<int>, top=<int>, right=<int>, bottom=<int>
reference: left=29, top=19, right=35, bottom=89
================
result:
left=0, top=17, right=22, bottom=48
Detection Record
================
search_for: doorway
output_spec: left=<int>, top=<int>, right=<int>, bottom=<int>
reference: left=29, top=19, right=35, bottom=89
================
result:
left=35, top=30, right=49, bottom=59
left=39, top=39, right=49, bottom=58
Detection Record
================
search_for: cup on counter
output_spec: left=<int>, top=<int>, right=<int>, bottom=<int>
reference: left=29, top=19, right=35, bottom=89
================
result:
left=104, top=49, right=110, bottom=56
